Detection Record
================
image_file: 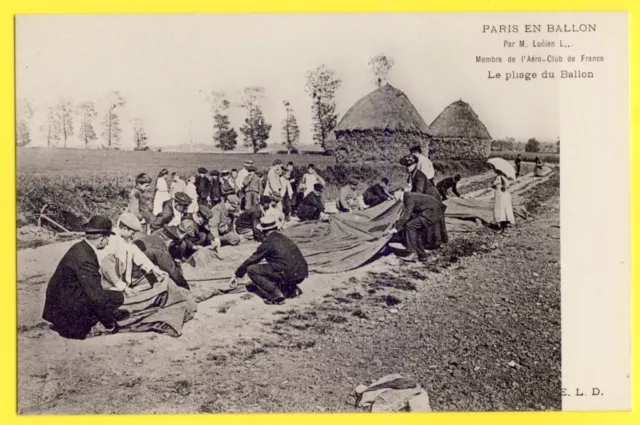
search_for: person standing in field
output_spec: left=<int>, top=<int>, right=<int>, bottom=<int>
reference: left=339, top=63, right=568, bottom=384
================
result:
left=170, top=172, right=187, bottom=199
left=229, top=216, right=308, bottom=305
left=236, top=160, right=254, bottom=209
left=491, top=168, right=515, bottom=233
left=263, top=160, right=284, bottom=212
left=209, top=170, right=222, bottom=206
left=410, top=146, right=435, bottom=187
left=299, top=164, right=326, bottom=198
left=534, top=156, right=544, bottom=177
left=42, top=216, right=126, bottom=339
left=220, top=170, right=236, bottom=200
left=284, top=162, right=301, bottom=214
left=515, top=154, right=523, bottom=178
left=153, top=169, right=171, bottom=216
left=195, top=167, right=211, bottom=206
left=279, top=170, right=294, bottom=221
left=128, top=173, right=154, bottom=236
left=242, top=165, right=262, bottom=210
left=185, top=175, right=199, bottom=214
left=149, top=192, right=192, bottom=232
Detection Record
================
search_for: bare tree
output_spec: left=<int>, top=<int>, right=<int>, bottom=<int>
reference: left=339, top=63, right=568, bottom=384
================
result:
left=133, top=118, right=149, bottom=151
left=41, top=106, right=61, bottom=147
left=101, top=91, right=126, bottom=149
left=16, top=99, right=35, bottom=147
left=305, top=65, right=342, bottom=149
left=78, top=101, right=98, bottom=148
left=239, top=87, right=271, bottom=153
left=55, top=99, right=74, bottom=148
left=368, top=54, right=395, bottom=88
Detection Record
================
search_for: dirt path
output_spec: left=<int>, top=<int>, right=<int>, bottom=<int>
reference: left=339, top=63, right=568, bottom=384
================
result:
left=18, top=172, right=560, bottom=414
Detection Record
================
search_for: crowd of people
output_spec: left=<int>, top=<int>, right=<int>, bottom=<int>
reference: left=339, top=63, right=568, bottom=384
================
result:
left=42, top=147, right=516, bottom=340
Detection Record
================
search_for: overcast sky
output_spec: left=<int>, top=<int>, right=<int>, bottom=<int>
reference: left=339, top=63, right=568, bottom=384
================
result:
left=16, top=13, right=564, bottom=149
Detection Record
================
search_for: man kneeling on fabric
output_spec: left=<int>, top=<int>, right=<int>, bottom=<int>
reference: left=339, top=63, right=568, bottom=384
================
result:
left=229, top=216, right=308, bottom=305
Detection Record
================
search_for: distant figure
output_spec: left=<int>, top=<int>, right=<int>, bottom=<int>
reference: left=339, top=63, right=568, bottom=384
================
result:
left=242, top=165, right=262, bottom=210
left=263, top=160, right=284, bottom=204
left=337, top=178, right=362, bottom=212
left=297, top=183, right=325, bottom=221
left=149, top=192, right=192, bottom=232
left=128, top=172, right=154, bottom=235
left=220, top=170, right=236, bottom=199
left=410, top=146, right=435, bottom=186
left=43, top=216, right=125, bottom=339
left=195, top=167, right=210, bottom=206
left=284, top=162, right=301, bottom=214
left=492, top=169, right=515, bottom=233
left=384, top=192, right=447, bottom=263
left=230, top=216, right=309, bottom=305
left=185, top=175, right=199, bottom=214
left=170, top=172, right=187, bottom=199
left=436, top=174, right=462, bottom=201
left=363, top=177, right=394, bottom=208
left=534, top=156, right=544, bottom=177
left=153, top=169, right=170, bottom=216
left=209, top=170, right=222, bottom=206
left=279, top=171, right=294, bottom=221
left=515, top=154, right=523, bottom=178
left=236, top=160, right=254, bottom=208
left=299, top=164, right=326, bottom=198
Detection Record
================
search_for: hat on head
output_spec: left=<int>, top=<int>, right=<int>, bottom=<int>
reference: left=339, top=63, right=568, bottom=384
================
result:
left=118, top=212, right=142, bottom=232
left=136, top=173, right=152, bottom=184
left=243, top=160, right=255, bottom=167
left=210, top=169, right=220, bottom=176
left=197, top=205, right=213, bottom=221
left=313, top=183, right=324, bottom=192
left=198, top=167, right=208, bottom=174
left=226, top=194, right=240, bottom=206
left=399, top=154, right=418, bottom=167
left=349, top=178, right=359, bottom=186
left=257, top=216, right=278, bottom=232
left=221, top=169, right=230, bottom=175
left=247, top=165, right=257, bottom=172
left=84, top=215, right=115, bottom=235
left=174, top=192, right=192, bottom=206
left=178, top=219, right=197, bottom=237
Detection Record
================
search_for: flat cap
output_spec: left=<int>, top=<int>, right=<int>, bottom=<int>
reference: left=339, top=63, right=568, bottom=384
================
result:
left=210, top=169, right=220, bottom=176
left=197, top=205, right=213, bottom=220
left=174, top=192, right=193, bottom=206
left=198, top=167, right=208, bottom=174
left=226, top=194, right=240, bottom=206
left=118, top=212, right=142, bottom=232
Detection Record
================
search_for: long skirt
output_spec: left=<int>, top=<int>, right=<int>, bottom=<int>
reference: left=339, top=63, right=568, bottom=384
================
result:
left=153, top=190, right=170, bottom=216
left=494, top=189, right=515, bottom=224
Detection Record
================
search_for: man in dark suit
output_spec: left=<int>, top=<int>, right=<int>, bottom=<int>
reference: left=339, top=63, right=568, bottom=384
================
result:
left=230, top=216, right=308, bottom=305
left=195, top=167, right=211, bottom=205
left=42, top=216, right=126, bottom=340
left=149, top=191, right=192, bottom=232
left=385, top=192, right=447, bottom=262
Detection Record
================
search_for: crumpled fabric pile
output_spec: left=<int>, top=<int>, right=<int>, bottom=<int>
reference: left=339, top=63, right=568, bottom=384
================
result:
left=352, top=373, right=432, bottom=412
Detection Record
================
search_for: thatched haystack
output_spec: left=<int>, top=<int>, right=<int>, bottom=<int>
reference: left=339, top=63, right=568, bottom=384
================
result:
left=428, top=100, right=492, bottom=160
left=325, top=84, right=433, bottom=163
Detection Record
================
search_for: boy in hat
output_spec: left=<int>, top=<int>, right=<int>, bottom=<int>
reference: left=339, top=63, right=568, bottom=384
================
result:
left=296, top=183, right=325, bottom=221
left=101, top=212, right=168, bottom=297
left=150, top=191, right=192, bottom=232
left=209, top=194, right=242, bottom=250
left=128, top=173, right=154, bottom=235
left=242, top=165, right=262, bottom=210
left=337, top=178, right=363, bottom=212
left=133, top=221, right=192, bottom=290
left=43, top=216, right=126, bottom=339
left=230, top=216, right=308, bottom=305
left=436, top=174, right=462, bottom=201
left=196, top=167, right=211, bottom=205
left=209, top=170, right=222, bottom=206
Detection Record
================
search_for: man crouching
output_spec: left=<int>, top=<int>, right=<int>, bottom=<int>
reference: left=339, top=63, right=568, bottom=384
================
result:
left=229, top=217, right=308, bottom=305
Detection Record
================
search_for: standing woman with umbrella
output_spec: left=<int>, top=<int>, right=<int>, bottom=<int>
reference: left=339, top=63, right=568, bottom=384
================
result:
left=487, top=158, right=516, bottom=233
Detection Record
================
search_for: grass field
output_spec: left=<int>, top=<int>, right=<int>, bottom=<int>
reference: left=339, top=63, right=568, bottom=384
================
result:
left=17, top=147, right=492, bottom=228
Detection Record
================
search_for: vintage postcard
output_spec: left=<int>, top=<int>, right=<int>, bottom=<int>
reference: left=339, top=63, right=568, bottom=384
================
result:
left=15, top=12, right=630, bottom=414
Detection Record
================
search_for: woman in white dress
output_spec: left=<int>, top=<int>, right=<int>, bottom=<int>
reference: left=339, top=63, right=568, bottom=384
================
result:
left=153, top=168, right=171, bottom=216
left=185, top=175, right=199, bottom=214
left=491, top=169, right=515, bottom=233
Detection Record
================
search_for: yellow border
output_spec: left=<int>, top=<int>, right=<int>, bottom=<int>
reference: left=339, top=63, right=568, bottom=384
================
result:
left=2, top=1, right=636, bottom=424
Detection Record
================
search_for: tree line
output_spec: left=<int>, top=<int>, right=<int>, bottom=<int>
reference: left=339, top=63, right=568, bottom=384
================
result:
left=491, top=137, right=560, bottom=154
left=17, top=55, right=397, bottom=153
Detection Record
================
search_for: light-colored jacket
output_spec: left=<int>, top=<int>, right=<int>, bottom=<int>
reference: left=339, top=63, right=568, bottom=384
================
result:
left=279, top=176, right=293, bottom=199
left=263, top=166, right=283, bottom=198
left=301, top=172, right=326, bottom=197
left=236, top=168, right=249, bottom=193
left=100, top=233, right=160, bottom=291
left=416, top=153, right=435, bottom=180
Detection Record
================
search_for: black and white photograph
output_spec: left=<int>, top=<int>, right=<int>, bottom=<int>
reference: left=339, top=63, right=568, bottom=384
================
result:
left=15, top=13, right=630, bottom=414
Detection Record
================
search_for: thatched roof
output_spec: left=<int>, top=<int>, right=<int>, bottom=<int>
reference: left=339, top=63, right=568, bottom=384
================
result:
left=429, top=100, right=492, bottom=139
left=328, top=84, right=432, bottom=141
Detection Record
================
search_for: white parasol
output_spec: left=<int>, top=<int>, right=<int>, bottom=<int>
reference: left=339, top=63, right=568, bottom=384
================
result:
left=487, top=157, right=516, bottom=180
